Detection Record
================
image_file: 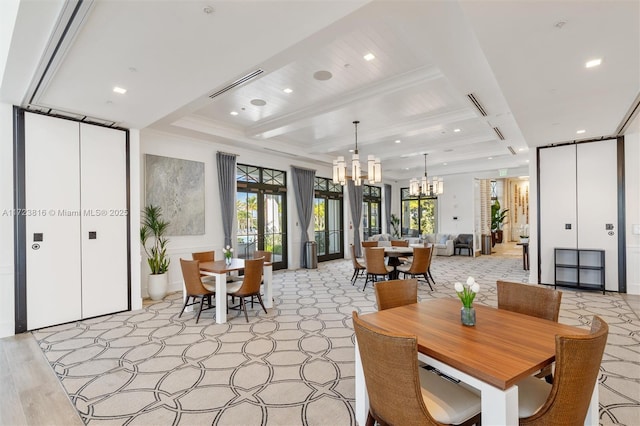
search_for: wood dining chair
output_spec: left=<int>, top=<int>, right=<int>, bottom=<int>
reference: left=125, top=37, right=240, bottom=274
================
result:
left=397, top=246, right=433, bottom=290
left=374, top=279, right=418, bottom=311
left=350, top=244, right=367, bottom=285
left=352, top=312, right=481, bottom=426
left=179, top=259, right=215, bottom=324
left=226, top=257, right=266, bottom=322
left=497, top=280, right=562, bottom=383
left=390, top=240, right=409, bottom=247
left=516, top=315, right=608, bottom=424
left=192, top=250, right=215, bottom=284
left=362, top=247, right=393, bottom=291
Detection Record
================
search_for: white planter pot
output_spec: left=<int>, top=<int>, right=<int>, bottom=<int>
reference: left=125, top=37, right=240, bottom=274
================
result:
left=520, top=238, right=529, bottom=244
left=148, top=273, right=168, bottom=301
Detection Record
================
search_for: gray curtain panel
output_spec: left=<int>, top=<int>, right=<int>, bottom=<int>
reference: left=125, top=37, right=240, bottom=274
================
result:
left=384, top=183, right=392, bottom=236
left=216, top=152, right=237, bottom=247
left=291, top=166, right=316, bottom=267
left=348, top=180, right=364, bottom=257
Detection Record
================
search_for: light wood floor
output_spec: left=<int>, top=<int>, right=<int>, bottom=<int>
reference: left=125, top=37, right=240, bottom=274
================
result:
left=0, top=332, right=83, bottom=426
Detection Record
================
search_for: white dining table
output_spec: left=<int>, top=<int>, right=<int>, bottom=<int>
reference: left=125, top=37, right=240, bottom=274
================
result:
left=182, top=258, right=273, bottom=324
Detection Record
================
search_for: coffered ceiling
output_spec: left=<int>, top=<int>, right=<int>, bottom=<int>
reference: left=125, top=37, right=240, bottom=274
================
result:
left=2, top=0, right=638, bottom=181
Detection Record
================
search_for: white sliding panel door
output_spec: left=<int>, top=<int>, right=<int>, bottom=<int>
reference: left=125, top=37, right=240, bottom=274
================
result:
left=539, top=145, right=577, bottom=284
left=80, top=124, right=128, bottom=317
left=577, top=140, right=619, bottom=291
left=25, top=113, right=82, bottom=329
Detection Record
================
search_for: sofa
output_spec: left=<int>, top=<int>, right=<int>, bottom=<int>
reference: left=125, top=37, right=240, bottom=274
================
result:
left=421, top=233, right=456, bottom=256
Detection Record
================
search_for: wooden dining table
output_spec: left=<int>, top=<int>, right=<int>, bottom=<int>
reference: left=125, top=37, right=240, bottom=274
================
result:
left=186, top=258, right=272, bottom=324
left=354, top=298, right=597, bottom=426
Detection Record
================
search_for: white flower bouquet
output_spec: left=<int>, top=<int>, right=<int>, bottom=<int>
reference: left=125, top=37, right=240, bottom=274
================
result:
left=454, top=276, right=480, bottom=309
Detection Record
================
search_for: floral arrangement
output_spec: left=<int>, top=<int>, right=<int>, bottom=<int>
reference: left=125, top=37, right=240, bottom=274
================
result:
left=519, top=224, right=530, bottom=238
left=454, top=276, right=480, bottom=308
left=223, top=245, right=234, bottom=260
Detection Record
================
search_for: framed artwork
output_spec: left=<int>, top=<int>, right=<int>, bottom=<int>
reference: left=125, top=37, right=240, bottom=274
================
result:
left=145, top=154, right=205, bottom=235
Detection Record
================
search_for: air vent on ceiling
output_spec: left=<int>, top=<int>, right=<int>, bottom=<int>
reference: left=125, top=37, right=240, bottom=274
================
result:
left=466, top=93, right=488, bottom=116
left=493, top=127, right=505, bottom=140
left=208, top=69, right=264, bottom=99
left=507, top=146, right=516, bottom=155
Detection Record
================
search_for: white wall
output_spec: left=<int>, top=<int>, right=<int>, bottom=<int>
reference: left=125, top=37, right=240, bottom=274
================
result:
left=139, top=129, right=332, bottom=295
left=625, top=113, right=640, bottom=295
left=0, top=102, right=15, bottom=337
left=438, top=174, right=475, bottom=235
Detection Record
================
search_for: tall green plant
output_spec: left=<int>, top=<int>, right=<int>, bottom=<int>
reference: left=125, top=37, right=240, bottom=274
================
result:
left=140, top=205, right=170, bottom=274
left=490, top=200, right=509, bottom=231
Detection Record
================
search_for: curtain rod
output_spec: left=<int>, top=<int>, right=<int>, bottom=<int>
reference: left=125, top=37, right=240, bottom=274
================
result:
left=216, top=151, right=238, bottom=157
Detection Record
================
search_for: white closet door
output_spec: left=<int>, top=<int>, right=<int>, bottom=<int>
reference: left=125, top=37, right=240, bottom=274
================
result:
left=577, top=140, right=619, bottom=291
left=80, top=123, right=128, bottom=318
left=539, top=145, right=577, bottom=284
left=25, top=113, right=82, bottom=329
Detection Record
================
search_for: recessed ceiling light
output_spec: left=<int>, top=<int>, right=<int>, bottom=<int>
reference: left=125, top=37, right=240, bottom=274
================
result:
left=453, top=128, right=461, bottom=133
left=395, top=140, right=401, bottom=144
left=230, top=111, right=239, bottom=116
left=585, top=58, right=602, bottom=68
left=488, top=157, right=493, bottom=160
left=363, top=53, right=375, bottom=61
left=113, top=86, right=127, bottom=94
left=443, top=163, right=448, bottom=166
left=576, top=129, right=586, bottom=134
left=313, top=70, right=333, bottom=81
left=283, top=88, right=293, bottom=94
left=518, top=148, right=525, bottom=152
left=348, top=149, right=354, bottom=153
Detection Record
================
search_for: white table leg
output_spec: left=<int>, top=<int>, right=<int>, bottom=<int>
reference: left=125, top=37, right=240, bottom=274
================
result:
left=480, top=384, right=518, bottom=425
left=263, top=264, right=273, bottom=309
left=585, top=382, right=599, bottom=425
left=214, top=272, right=227, bottom=324
left=354, top=338, right=369, bottom=425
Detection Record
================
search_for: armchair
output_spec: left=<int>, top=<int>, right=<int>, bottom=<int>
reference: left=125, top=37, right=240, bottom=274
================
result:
left=454, top=234, right=474, bottom=256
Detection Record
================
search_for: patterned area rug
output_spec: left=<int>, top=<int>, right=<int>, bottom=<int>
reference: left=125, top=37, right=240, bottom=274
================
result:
left=33, top=255, right=639, bottom=425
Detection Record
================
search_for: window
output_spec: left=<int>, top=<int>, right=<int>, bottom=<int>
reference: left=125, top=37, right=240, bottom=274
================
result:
left=313, top=177, right=344, bottom=261
left=400, top=187, right=437, bottom=237
left=236, top=164, right=287, bottom=269
left=362, top=185, right=382, bottom=239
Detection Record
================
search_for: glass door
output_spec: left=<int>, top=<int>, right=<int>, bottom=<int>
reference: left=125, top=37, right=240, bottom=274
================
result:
left=314, top=197, right=343, bottom=261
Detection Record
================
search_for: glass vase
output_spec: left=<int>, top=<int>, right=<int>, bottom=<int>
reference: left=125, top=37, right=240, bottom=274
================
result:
left=461, top=306, right=476, bottom=326
left=225, top=256, right=232, bottom=265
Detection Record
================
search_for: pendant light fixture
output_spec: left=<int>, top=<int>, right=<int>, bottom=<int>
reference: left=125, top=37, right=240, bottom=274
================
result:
left=332, top=121, right=381, bottom=186
left=409, top=153, right=443, bottom=197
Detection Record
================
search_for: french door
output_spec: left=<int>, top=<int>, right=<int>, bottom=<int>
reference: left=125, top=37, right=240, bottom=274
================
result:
left=314, top=177, right=344, bottom=262
left=236, top=165, right=287, bottom=270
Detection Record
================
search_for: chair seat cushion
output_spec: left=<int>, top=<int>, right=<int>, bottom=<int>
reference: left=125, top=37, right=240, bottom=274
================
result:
left=202, top=282, right=216, bottom=293
left=517, top=376, right=552, bottom=417
left=225, top=281, right=243, bottom=294
left=418, top=368, right=481, bottom=425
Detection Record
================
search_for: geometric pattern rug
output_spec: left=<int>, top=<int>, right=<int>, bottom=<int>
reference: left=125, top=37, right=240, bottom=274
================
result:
left=32, top=255, right=640, bottom=425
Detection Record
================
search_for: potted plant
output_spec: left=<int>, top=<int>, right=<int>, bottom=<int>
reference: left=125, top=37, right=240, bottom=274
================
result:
left=390, top=214, right=401, bottom=239
left=490, top=200, right=509, bottom=246
left=140, top=205, right=170, bottom=300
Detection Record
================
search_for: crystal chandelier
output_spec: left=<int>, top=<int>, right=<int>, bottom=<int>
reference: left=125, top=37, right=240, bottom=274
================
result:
left=332, top=121, right=381, bottom=186
left=409, top=153, right=443, bottom=197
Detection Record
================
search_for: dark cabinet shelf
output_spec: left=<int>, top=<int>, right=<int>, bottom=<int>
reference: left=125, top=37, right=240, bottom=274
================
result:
left=554, top=248, right=605, bottom=294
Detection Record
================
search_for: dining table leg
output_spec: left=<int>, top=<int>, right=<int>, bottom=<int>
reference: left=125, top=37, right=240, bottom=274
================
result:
left=354, top=339, right=369, bottom=425
left=214, top=272, right=227, bottom=324
left=263, top=263, right=273, bottom=309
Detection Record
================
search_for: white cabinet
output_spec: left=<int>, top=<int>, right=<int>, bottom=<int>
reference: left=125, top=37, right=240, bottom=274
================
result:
left=539, top=139, right=619, bottom=291
left=22, top=112, right=129, bottom=330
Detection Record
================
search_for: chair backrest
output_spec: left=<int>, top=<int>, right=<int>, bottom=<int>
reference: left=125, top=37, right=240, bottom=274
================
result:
left=352, top=312, right=437, bottom=425
left=350, top=244, right=365, bottom=269
left=525, top=316, right=608, bottom=424
left=375, top=279, right=418, bottom=311
left=180, top=259, right=210, bottom=296
left=233, top=257, right=264, bottom=297
left=362, top=241, right=378, bottom=248
left=497, top=280, right=562, bottom=322
left=192, top=251, right=214, bottom=262
left=456, top=234, right=473, bottom=244
left=364, top=247, right=388, bottom=275
left=254, top=250, right=272, bottom=262
left=391, top=240, right=409, bottom=247
left=408, top=246, right=431, bottom=274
